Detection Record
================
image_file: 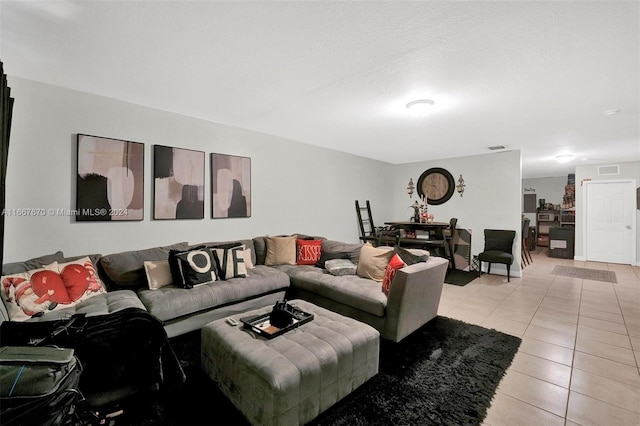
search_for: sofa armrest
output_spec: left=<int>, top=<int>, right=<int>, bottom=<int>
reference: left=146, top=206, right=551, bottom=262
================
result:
left=383, top=256, right=448, bottom=342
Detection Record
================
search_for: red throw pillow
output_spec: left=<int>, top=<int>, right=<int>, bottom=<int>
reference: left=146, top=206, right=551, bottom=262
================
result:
left=382, top=254, right=406, bottom=295
left=30, top=270, right=71, bottom=304
left=296, top=239, right=322, bottom=265
left=60, top=264, right=92, bottom=302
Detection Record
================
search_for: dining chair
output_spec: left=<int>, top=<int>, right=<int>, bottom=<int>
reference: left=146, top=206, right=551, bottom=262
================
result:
left=521, top=218, right=532, bottom=267
left=444, top=218, right=458, bottom=269
left=418, top=218, right=457, bottom=269
left=477, top=229, right=516, bottom=282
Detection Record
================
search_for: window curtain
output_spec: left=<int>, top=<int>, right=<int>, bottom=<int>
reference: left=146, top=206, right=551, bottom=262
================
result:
left=1, top=61, right=15, bottom=269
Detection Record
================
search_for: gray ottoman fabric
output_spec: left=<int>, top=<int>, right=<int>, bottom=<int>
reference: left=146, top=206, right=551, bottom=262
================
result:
left=201, top=299, right=379, bottom=426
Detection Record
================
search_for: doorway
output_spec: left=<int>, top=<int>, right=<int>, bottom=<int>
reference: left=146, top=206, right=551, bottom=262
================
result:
left=584, top=180, right=636, bottom=264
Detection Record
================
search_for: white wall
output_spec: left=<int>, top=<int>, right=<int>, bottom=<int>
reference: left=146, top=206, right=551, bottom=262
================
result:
left=392, top=150, right=523, bottom=278
left=574, top=161, right=640, bottom=265
left=3, top=78, right=531, bottom=278
left=3, top=78, right=394, bottom=262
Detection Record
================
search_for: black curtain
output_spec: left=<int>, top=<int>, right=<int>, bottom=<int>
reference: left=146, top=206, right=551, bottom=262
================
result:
left=1, top=61, right=15, bottom=269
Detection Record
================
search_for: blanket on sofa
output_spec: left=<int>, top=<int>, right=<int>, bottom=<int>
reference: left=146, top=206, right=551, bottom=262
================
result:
left=0, top=308, right=185, bottom=402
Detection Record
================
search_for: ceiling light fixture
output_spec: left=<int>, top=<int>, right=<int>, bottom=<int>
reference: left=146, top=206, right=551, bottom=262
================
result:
left=406, top=99, right=434, bottom=116
left=604, top=109, right=620, bottom=116
left=555, top=154, right=574, bottom=163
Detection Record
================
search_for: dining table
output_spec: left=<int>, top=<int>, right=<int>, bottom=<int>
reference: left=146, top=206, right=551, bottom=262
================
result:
left=384, top=221, right=451, bottom=239
left=382, top=221, right=453, bottom=264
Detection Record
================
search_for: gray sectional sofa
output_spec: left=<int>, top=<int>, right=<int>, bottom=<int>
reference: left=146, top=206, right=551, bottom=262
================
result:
left=1, top=234, right=448, bottom=342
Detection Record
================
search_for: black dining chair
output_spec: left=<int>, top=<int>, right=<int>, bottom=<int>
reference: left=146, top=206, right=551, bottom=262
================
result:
left=477, top=229, right=516, bottom=282
left=443, top=218, right=458, bottom=270
left=521, top=218, right=532, bottom=267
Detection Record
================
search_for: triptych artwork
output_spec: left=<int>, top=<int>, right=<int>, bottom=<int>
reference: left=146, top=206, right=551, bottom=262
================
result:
left=76, top=134, right=251, bottom=221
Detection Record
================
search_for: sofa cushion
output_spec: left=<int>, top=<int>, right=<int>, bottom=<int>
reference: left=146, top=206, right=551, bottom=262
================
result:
left=136, top=265, right=290, bottom=322
left=264, top=236, right=297, bottom=266
left=321, top=240, right=363, bottom=264
left=98, top=242, right=189, bottom=290
left=356, top=243, right=393, bottom=282
left=296, top=239, right=322, bottom=265
left=14, top=290, right=146, bottom=322
left=2, top=251, right=65, bottom=275
left=276, top=265, right=387, bottom=318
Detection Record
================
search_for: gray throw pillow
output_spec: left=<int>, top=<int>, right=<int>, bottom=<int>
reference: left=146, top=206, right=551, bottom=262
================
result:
left=325, top=259, right=357, bottom=276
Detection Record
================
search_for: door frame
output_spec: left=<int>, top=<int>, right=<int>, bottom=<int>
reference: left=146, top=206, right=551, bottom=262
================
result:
left=582, top=179, right=637, bottom=265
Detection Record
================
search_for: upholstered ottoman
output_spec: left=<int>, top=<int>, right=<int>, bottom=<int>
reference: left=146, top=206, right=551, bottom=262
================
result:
left=201, top=299, right=379, bottom=426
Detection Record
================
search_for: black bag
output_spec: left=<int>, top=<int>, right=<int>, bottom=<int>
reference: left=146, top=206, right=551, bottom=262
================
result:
left=0, top=308, right=185, bottom=402
left=0, top=346, right=84, bottom=426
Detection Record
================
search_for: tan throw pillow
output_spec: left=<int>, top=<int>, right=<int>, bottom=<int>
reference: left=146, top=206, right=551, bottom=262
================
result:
left=264, top=236, right=297, bottom=266
left=356, top=243, right=393, bottom=282
left=243, top=247, right=255, bottom=269
left=144, top=260, right=173, bottom=290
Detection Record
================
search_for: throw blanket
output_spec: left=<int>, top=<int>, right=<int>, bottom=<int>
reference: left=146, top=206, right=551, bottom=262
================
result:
left=0, top=308, right=185, bottom=401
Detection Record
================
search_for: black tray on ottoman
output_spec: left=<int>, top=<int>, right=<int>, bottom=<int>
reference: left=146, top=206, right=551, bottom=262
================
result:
left=240, top=306, right=313, bottom=339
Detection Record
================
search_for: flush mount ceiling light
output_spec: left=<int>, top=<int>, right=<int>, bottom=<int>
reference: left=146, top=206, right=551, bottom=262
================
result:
left=604, top=109, right=620, bottom=116
left=406, top=99, right=434, bottom=116
left=555, top=154, right=574, bottom=163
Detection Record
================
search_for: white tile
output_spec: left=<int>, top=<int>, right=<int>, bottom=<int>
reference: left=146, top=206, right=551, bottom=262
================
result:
left=567, top=391, right=640, bottom=426
left=570, top=369, right=640, bottom=414
left=484, top=392, right=564, bottom=426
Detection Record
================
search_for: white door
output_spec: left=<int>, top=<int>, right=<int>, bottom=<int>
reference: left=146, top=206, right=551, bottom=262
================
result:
left=585, top=180, right=636, bottom=264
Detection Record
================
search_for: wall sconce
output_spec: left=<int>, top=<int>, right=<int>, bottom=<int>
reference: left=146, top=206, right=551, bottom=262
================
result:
left=456, top=174, right=466, bottom=197
left=407, top=178, right=414, bottom=198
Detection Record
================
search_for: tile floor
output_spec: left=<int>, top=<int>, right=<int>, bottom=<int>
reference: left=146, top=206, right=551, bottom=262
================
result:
left=437, top=249, right=640, bottom=426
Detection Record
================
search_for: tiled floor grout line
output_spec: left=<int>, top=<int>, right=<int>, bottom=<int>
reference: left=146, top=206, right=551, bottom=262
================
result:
left=564, top=275, right=584, bottom=425
left=612, top=280, right=640, bottom=375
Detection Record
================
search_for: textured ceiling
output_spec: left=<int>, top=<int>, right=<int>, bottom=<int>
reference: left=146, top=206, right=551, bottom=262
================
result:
left=1, top=1, right=638, bottom=178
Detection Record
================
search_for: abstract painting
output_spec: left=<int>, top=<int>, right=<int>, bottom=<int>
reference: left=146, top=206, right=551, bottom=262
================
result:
left=153, top=145, right=205, bottom=220
left=76, top=134, right=144, bottom=221
left=211, top=153, right=251, bottom=218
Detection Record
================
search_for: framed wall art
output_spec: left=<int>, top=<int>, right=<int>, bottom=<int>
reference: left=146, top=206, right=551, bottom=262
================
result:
left=211, top=153, right=251, bottom=218
left=76, top=134, right=144, bottom=221
left=153, top=145, right=205, bottom=220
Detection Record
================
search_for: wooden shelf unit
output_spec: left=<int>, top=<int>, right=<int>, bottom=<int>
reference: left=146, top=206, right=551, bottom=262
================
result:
left=536, top=208, right=560, bottom=247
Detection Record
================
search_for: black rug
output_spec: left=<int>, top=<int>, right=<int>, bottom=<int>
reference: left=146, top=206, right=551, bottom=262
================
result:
left=113, top=317, right=520, bottom=425
left=445, top=269, right=478, bottom=286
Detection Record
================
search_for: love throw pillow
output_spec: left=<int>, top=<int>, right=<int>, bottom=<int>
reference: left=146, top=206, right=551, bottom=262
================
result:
left=211, top=245, right=248, bottom=280
left=169, top=247, right=217, bottom=289
left=296, top=239, right=322, bottom=265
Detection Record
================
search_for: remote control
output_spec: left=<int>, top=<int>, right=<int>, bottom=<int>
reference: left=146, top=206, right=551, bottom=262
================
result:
left=226, top=317, right=238, bottom=326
